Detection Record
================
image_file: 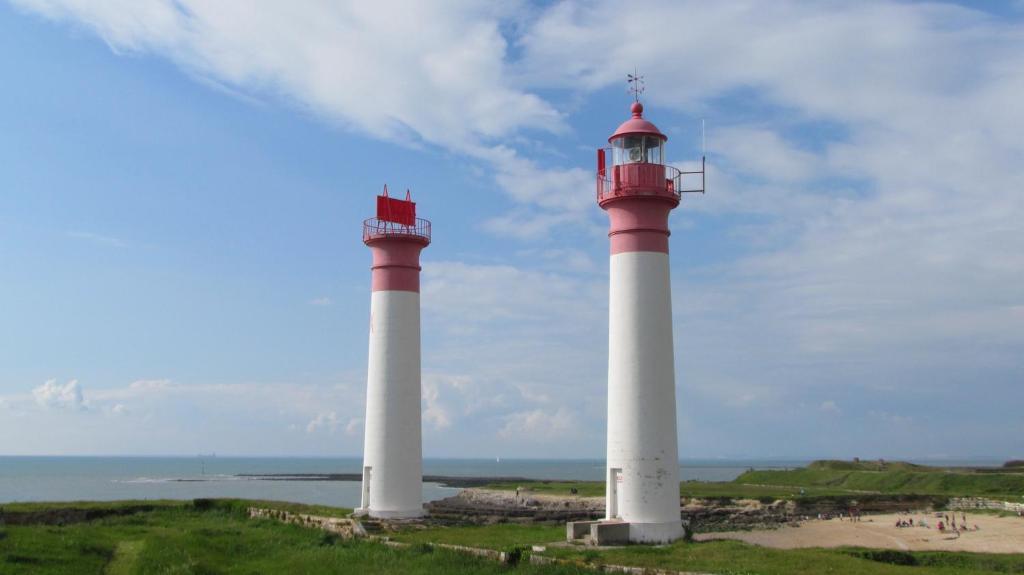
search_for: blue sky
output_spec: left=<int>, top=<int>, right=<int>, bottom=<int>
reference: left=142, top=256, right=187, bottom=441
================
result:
left=1, top=1, right=1022, bottom=459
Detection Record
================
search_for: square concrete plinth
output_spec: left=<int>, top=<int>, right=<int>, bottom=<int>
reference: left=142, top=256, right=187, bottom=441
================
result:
left=567, top=519, right=686, bottom=545
left=566, top=520, right=630, bottom=545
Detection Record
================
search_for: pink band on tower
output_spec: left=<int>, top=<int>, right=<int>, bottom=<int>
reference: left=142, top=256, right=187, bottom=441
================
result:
left=604, top=198, right=673, bottom=255
left=366, top=238, right=427, bottom=293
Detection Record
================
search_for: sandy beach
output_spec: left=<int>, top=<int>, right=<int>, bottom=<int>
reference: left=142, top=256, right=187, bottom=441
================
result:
left=697, top=512, right=1024, bottom=554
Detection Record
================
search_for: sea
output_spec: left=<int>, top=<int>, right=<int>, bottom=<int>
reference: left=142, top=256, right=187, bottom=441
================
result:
left=0, top=456, right=1004, bottom=509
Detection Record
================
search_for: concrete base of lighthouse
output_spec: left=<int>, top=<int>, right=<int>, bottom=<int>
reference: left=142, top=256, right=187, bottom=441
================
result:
left=354, top=507, right=425, bottom=520
left=627, top=520, right=684, bottom=544
left=566, top=519, right=685, bottom=545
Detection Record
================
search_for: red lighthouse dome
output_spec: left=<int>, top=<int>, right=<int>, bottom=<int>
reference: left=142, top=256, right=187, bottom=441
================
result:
left=609, top=102, right=666, bottom=142
left=597, top=102, right=677, bottom=207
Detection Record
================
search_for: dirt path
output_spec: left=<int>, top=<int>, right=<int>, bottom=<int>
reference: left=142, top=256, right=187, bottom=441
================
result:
left=104, top=540, right=143, bottom=575
left=697, top=512, right=1024, bottom=554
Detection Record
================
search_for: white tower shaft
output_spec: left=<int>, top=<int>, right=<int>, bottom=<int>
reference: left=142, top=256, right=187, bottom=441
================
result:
left=606, top=249, right=682, bottom=542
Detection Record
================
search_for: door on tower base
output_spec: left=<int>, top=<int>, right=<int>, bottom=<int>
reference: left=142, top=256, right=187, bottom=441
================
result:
left=361, top=466, right=372, bottom=509
left=607, top=467, right=622, bottom=519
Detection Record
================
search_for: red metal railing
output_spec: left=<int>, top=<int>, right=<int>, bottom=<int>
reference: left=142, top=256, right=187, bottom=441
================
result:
left=596, top=162, right=684, bottom=203
left=363, top=217, right=431, bottom=243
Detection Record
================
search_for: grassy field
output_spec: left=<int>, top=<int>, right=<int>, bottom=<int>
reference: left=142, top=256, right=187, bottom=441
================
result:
left=735, top=460, right=1024, bottom=500
left=391, top=522, right=564, bottom=550
left=0, top=502, right=588, bottom=574
left=1, top=498, right=353, bottom=518
left=542, top=539, right=1024, bottom=575
left=485, top=460, right=1024, bottom=502
left=0, top=499, right=186, bottom=513
left=388, top=521, right=1024, bottom=575
left=5, top=499, right=1023, bottom=574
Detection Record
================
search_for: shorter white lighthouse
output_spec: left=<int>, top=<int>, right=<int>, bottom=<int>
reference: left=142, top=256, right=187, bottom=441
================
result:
left=357, top=187, right=431, bottom=519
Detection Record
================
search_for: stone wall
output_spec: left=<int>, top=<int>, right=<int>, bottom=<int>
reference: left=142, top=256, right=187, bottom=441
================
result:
left=247, top=507, right=364, bottom=538
left=426, top=488, right=604, bottom=523
left=946, top=497, right=1024, bottom=513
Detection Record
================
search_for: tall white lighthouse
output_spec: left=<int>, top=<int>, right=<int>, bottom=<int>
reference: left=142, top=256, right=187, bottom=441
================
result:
left=597, top=99, right=700, bottom=543
left=357, top=187, right=430, bottom=519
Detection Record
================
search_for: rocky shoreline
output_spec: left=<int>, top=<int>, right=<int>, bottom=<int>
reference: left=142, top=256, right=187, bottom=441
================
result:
left=426, top=488, right=953, bottom=532
left=235, top=473, right=534, bottom=488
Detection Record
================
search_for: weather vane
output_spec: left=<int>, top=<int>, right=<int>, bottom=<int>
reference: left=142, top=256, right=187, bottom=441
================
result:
left=627, top=68, right=645, bottom=102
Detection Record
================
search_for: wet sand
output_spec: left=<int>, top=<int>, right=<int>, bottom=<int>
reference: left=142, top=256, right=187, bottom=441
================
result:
left=697, top=512, right=1024, bottom=553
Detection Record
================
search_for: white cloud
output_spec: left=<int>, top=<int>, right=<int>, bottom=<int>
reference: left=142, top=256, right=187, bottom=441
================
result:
left=32, top=379, right=87, bottom=410
left=528, top=248, right=599, bottom=274
left=869, top=411, right=913, bottom=426
left=422, top=378, right=451, bottom=430
left=0, top=377, right=369, bottom=454
left=499, top=407, right=577, bottom=440
left=711, top=127, right=818, bottom=183
left=129, top=379, right=173, bottom=392
left=420, top=373, right=479, bottom=430
left=306, top=411, right=340, bottom=434
left=820, top=400, right=841, bottom=415
left=344, top=417, right=363, bottom=436
left=481, top=209, right=583, bottom=241
left=66, top=230, right=127, bottom=247
left=422, top=260, right=603, bottom=326
left=11, top=0, right=560, bottom=149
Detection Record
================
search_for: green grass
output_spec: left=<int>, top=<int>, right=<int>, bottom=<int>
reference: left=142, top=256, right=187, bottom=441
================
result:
left=1, top=498, right=352, bottom=518
left=680, top=481, right=855, bottom=500
left=542, top=539, right=1024, bottom=575
left=194, top=497, right=354, bottom=518
left=0, top=504, right=588, bottom=574
left=104, top=540, right=143, bottom=575
left=4, top=499, right=1022, bottom=575
left=0, top=499, right=187, bottom=513
left=736, top=465, right=1024, bottom=500
left=392, top=522, right=565, bottom=550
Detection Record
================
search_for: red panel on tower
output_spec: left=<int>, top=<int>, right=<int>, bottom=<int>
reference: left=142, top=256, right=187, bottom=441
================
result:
left=376, top=195, right=416, bottom=226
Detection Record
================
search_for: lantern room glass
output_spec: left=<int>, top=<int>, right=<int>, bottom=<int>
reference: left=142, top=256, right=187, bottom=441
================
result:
left=611, top=135, right=663, bottom=165
left=645, top=136, right=663, bottom=164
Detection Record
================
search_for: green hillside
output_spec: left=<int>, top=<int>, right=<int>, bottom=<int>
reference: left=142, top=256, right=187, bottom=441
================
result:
left=735, top=460, right=1024, bottom=499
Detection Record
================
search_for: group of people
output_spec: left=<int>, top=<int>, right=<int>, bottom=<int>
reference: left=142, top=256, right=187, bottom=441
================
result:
left=936, top=512, right=980, bottom=536
left=891, top=511, right=981, bottom=536
left=894, top=517, right=921, bottom=528
left=813, top=510, right=862, bottom=521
